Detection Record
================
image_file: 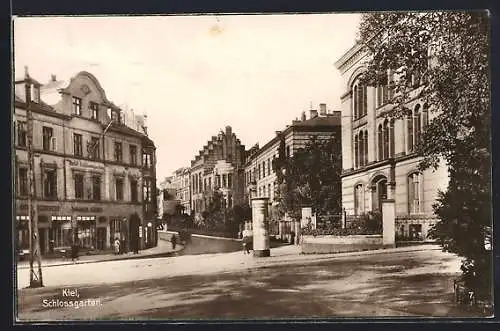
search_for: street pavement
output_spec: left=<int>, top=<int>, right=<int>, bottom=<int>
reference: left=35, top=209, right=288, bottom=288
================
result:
left=16, top=244, right=484, bottom=320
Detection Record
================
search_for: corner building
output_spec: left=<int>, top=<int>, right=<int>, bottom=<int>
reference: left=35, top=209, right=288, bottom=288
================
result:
left=13, top=71, right=157, bottom=255
left=334, top=44, right=449, bottom=241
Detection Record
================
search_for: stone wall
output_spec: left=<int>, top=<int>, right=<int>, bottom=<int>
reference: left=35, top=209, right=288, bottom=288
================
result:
left=300, top=234, right=383, bottom=254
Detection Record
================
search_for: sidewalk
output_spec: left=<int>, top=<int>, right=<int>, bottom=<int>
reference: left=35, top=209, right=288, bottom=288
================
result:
left=16, top=238, right=184, bottom=270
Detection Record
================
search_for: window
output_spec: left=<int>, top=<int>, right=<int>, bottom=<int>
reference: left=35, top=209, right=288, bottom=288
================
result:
left=111, top=109, right=121, bottom=123
left=208, top=177, right=212, bottom=189
left=378, top=125, right=383, bottom=161
left=74, top=173, right=84, bottom=199
left=257, top=164, right=261, bottom=180
left=31, top=85, right=40, bottom=103
left=130, top=179, right=138, bottom=202
left=72, top=97, right=82, bottom=116
left=228, top=173, right=233, bottom=188
left=42, top=126, right=53, bottom=151
left=354, top=184, right=363, bottom=216
left=18, top=168, right=28, bottom=196
left=286, top=146, right=291, bottom=158
left=354, top=134, right=359, bottom=168
left=114, top=142, right=122, bottom=162
left=408, top=172, right=421, bottom=214
left=129, top=145, right=137, bottom=165
left=222, top=174, right=227, bottom=188
left=17, top=121, right=27, bottom=147
left=353, top=81, right=367, bottom=119
left=215, top=175, right=221, bottom=188
left=407, top=104, right=427, bottom=153
left=268, top=159, right=271, bottom=176
left=92, top=176, right=101, bottom=201
left=142, top=152, right=152, bottom=168
left=115, top=177, right=124, bottom=201
left=43, top=169, right=57, bottom=199
left=262, top=161, right=266, bottom=177
left=143, top=178, right=152, bottom=202
left=355, top=130, right=369, bottom=167
left=204, top=178, right=207, bottom=191
left=90, top=102, right=99, bottom=120
left=74, top=133, right=83, bottom=156
left=89, top=137, right=100, bottom=160
left=268, top=184, right=272, bottom=198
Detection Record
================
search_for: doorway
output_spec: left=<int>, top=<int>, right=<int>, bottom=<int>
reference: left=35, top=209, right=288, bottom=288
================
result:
left=372, top=176, right=387, bottom=212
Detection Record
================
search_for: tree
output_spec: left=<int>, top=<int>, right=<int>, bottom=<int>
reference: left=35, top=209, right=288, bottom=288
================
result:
left=273, top=135, right=342, bottom=242
left=357, top=11, right=491, bottom=301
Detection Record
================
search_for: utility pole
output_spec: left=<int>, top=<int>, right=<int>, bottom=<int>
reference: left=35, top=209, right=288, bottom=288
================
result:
left=25, top=67, right=43, bottom=288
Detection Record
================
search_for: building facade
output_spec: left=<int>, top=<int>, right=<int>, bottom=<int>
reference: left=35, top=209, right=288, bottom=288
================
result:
left=13, top=70, right=157, bottom=255
left=244, top=105, right=341, bottom=238
left=334, top=43, right=449, bottom=241
left=190, top=126, right=246, bottom=219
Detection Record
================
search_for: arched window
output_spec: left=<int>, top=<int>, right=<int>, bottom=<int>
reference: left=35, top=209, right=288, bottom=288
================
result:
left=354, top=184, right=364, bottom=216
left=378, top=124, right=383, bottom=161
left=372, top=176, right=388, bottom=212
left=389, top=119, right=395, bottom=158
left=407, top=113, right=414, bottom=153
left=422, top=103, right=429, bottom=131
left=353, top=85, right=358, bottom=119
left=352, top=80, right=367, bottom=119
left=354, top=134, right=359, bottom=169
left=383, top=119, right=389, bottom=160
left=414, top=104, right=422, bottom=146
left=359, top=131, right=364, bottom=167
left=408, top=172, right=422, bottom=214
left=363, top=130, right=368, bottom=166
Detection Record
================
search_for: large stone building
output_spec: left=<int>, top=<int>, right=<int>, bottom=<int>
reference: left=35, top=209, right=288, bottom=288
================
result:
left=190, top=126, right=246, bottom=220
left=334, top=43, right=449, bottom=241
left=244, top=104, right=341, bottom=239
left=13, top=70, right=158, bottom=255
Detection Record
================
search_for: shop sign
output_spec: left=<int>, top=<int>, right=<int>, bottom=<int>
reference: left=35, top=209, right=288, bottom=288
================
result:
left=18, top=204, right=59, bottom=212
left=67, top=159, right=104, bottom=169
left=139, top=226, right=143, bottom=238
left=71, top=206, right=103, bottom=213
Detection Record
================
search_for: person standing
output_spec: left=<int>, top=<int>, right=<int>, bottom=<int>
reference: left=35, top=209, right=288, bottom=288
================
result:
left=114, top=238, right=120, bottom=255
left=171, top=234, right=177, bottom=250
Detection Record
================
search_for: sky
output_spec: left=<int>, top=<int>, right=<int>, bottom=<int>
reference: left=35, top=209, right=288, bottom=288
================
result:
left=13, top=14, right=361, bottom=182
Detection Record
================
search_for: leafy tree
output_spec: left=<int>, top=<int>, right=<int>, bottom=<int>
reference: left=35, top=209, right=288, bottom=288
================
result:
left=357, top=11, right=491, bottom=301
left=273, top=135, right=342, bottom=223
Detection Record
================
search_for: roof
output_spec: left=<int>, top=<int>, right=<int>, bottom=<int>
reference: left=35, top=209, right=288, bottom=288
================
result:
left=293, top=114, right=341, bottom=127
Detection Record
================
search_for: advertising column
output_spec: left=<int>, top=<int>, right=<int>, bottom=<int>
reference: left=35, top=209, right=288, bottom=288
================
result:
left=251, top=197, right=270, bottom=257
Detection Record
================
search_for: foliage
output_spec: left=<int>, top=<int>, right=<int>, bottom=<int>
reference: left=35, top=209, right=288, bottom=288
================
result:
left=272, top=135, right=342, bottom=220
left=357, top=11, right=492, bottom=301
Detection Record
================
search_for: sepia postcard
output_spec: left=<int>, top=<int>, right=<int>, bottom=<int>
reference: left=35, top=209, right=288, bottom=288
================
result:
left=12, top=12, right=493, bottom=322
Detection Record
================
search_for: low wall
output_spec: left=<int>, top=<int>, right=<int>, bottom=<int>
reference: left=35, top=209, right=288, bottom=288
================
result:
left=301, top=234, right=383, bottom=254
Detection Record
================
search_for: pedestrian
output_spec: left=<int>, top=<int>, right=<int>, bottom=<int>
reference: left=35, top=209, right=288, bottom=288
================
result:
left=71, top=240, right=79, bottom=263
left=290, top=231, right=295, bottom=245
left=242, top=235, right=251, bottom=254
left=114, top=238, right=120, bottom=255
left=171, top=234, right=177, bottom=250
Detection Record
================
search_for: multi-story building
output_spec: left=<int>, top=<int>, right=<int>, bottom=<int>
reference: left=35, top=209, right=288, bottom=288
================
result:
left=173, top=167, right=191, bottom=215
left=334, top=43, right=449, bottom=240
left=244, top=104, right=341, bottom=238
left=190, top=126, right=246, bottom=219
left=13, top=70, right=157, bottom=255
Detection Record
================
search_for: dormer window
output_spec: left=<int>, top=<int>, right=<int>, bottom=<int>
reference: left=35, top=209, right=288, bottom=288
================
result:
left=110, top=109, right=121, bottom=123
left=31, top=85, right=40, bottom=103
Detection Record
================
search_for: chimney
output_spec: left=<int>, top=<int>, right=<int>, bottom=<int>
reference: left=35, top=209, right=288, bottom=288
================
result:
left=24, top=66, right=30, bottom=79
left=301, top=111, right=306, bottom=121
left=275, top=131, right=281, bottom=137
left=50, top=74, right=57, bottom=82
left=319, top=103, right=327, bottom=116
left=309, top=109, right=318, bottom=119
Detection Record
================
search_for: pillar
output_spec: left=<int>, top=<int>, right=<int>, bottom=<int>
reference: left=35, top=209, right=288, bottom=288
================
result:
left=251, top=197, right=270, bottom=257
left=382, top=199, right=396, bottom=248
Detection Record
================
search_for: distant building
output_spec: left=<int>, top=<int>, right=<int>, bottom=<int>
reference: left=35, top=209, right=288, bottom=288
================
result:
left=190, top=126, right=246, bottom=219
left=244, top=104, right=341, bottom=239
left=334, top=43, right=449, bottom=241
left=13, top=70, right=157, bottom=254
